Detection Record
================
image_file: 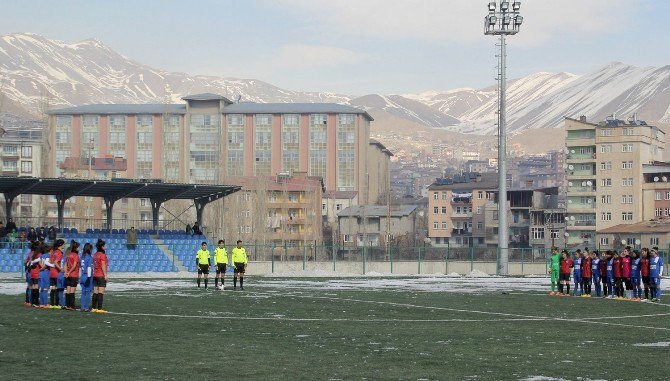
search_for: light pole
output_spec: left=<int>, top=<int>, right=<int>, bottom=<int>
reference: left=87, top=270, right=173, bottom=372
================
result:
left=484, top=1, right=523, bottom=275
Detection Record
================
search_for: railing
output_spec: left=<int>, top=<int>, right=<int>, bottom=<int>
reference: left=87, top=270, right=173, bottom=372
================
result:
left=9, top=217, right=194, bottom=232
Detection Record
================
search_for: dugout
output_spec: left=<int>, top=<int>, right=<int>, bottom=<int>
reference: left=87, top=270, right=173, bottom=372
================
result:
left=0, top=176, right=240, bottom=230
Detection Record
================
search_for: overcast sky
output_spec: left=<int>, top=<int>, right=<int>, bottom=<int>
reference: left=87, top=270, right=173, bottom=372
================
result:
left=1, top=0, right=667, bottom=95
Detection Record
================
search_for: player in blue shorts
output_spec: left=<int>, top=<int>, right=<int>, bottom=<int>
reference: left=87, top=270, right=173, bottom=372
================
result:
left=631, top=250, right=642, bottom=300
left=572, top=250, right=582, bottom=296
left=605, top=251, right=614, bottom=298
left=38, top=245, right=52, bottom=308
left=79, top=243, right=94, bottom=312
left=591, top=251, right=601, bottom=297
left=649, top=249, right=664, bottom=303
left=56, top=243, right=70, bottom=309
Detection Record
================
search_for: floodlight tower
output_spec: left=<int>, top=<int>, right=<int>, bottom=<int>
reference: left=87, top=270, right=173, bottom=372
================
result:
left=484, top=1, right=522, bottom=275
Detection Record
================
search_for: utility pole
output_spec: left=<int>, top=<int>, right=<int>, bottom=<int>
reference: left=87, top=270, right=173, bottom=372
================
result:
left=484, top=0, right=523, bottom=275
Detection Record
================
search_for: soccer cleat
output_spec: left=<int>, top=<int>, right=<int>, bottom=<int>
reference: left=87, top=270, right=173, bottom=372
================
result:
left=240, top=287, right=245, bottom=290
left=548, top=292, right=555, bottom=296
left=91, top=308, right=99, bottom=313
left=23, top=302, right=32, bottom=307
left=97, top=309, right=108, bottom=313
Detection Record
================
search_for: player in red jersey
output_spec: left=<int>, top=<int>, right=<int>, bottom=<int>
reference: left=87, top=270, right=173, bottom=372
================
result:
left=581, top=250, right=592, bottom=297
left=49, top=239, right=66, bottom=308
left=599, top=252, right=608, bottom=297
left=559, top=250, right=573, bottom=296
left=92, top=239, right=109, bottom=313
left=640, top=248, right=651, bottom=300
left=621, top=247, right=633, bottom=299
left=26, top=242, right=42, bottom=306
left=63, top=241, right=81, bottom=310
left=612, top=251, right=624, bottom=299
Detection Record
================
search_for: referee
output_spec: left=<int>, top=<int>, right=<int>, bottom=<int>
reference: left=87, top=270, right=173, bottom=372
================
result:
left=214, top=240, right=228, bottom=290
left=232, top=240, right=248, bottom=290
left=195, top=242, right=211, bottom=289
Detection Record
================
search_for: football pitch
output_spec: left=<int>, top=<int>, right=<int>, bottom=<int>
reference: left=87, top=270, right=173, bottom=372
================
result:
left=0, top=276, right=669, bottom=381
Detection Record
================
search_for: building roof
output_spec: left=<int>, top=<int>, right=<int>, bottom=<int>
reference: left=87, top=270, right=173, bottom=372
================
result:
left=323, top=190, right=358, bottom=199
left=598, top=219, right=670, bottom=234
left=181, top=93, right=232, bottom=102
left=428, top=172, right=498, bottom=191
left=222, top=102, right=373, bottom=121
left=0, top=176, right=240, bottom=203
left=369, top=139, right=393, bottom=157
left=338, top=205, right=418, bottom=218
left=48, top=104, right=187, bottom=115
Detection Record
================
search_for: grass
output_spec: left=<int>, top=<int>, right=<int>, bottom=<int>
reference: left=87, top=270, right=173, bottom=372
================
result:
left=0, top=277, right=669, bottom=380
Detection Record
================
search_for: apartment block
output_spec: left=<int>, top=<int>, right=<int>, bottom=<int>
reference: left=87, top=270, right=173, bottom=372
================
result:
left=564, top=116, right=665, bottom=247
left=337, top=205, right=418, bottom=249
left=0, top=126, right=44, bottom=220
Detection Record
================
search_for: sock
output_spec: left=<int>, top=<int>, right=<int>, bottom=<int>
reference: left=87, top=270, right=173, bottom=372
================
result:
left=240, top=277, right=244, bottom=288
left=214, top=276, right=218, bottom=288
left=644, top=287, right=649, bottom=299
left=197, top=278, right=201, bottom=287
left=50, top=290, right=55, bottom=306
left=221, top=277, right=224, bottom=286
left=98, top=294, right=104, bottom=310
left=92, top=293, right=98, bottom=309
left=25, top=288, right=30, bottom=303
left=204, top=278, right=208, bottom=289
left=58, top=289, right=64, bottom=306
left=234, top=277, right=237, bottom=287
left=566, top=284, right=570, bottom=294
left=558, top=283, right=563, bottom=293
left=32, top=289, right=39, bottom=305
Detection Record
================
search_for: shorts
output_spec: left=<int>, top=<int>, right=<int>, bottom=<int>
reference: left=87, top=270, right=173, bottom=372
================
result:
left=233, top=262, right=246, bottom=274
left=624, top=278, right=632, bottom=290
left=25, top=272, right=29, bottom=283
left=197, top=264, right=209, bottom=274
left=216, top=264, right=227, bottom=274
left=592, top=276, right=600, bottom=283
left=581, top=277, right=591, bottom=284
left=559, top=274, right=571, bottom=282
left=650, top=277, right=661, bottom=287
left=49, top=278, right=57, bottom=287
left=642, top=276, right=650, bottom=285
left=30, top=278, right=39, bottom=285
left=573, top=274, right=581, bottom=283
left=66, top=277, right=79, bottom=287
left=93, top=277, right=107, bottom=288
left=631, top=277, right=640, bottom=286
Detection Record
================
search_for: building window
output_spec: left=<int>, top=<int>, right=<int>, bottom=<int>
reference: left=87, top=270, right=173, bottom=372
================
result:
left=442, top=192, right=448, bottom=200
left=478, top=191, right=483, bottom=199
left=666, top=192, right=670, bottom=200
left=600, top=195, right=611, bottom=204
left=20, top=146, right=32, bottom=158
left=621, top=178, right=633, bottom=187
left=253, top=114, right=273, bottom=177
left=655, top=208, right=662, bottom=217
left=600, top=162, right=612, bottom=170
left=550, top=229, right=559, bottom=239
left=226, top=114, right=245, bottom=177
left=601, top=129, right=613, bottom=137
left=337, top=114, right=356, bottom=190
left=600, top=237, right=609, bottom=246
left=623, top=127, right=634, bottom=136
left=651, top=237, right=659, bottom=246
left=309, top=114, right=327, bottom=179
left=621, top=143, right=633, bottom=152
left=433, top=206, right=438, bottom=214
left=441, top=206, right=447, bottom=214
left=656, top=192, right=662, bottom=201
left=477, top=221, right=483, bottom=229
left=433, top=192, right=438, bottom=200
left=441, top=221, right=447, bottom=230
left=665, top=208, right=670, bottom=217
left=601, top=178, right=612, bottom=187
left=622, top=212, right=633, bottom=221
left=476, top=206, right=483, bottom=214
left=601, top=212, right=611, bottom=221
left=531, top=227, right=544, bottom=240
left=81, top=115, right=100, bottom=157
left=140, top=198, right=147, bottom=207
left=600, top=144, right=612, bottom=153
left=336, top=203, right=342, bottom=211
left=621, top=161, right=633, bottom=169
left=433, top=222, right=438, bottom=230
left=343, top=234, right=351, bottom=242
left=20, top=161, right=32, bottom=173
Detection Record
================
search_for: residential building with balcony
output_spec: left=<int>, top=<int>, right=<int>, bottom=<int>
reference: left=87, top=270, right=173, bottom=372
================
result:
left=565, top=115, right=665, bottom=247
left=0, top=126, right=44, bottom=220
left=337, top=205, right=418, bottom=249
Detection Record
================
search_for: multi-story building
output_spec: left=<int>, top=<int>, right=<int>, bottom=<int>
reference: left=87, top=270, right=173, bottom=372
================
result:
left=337, top=205, right=418, bottom=248
left=565, top=116, right=665, bottom=247
left=223, top=171, right=323, bottom=252
left=46, top=94, right=389, bottom=231
left=0, top=126, right=44, bottom=220
left=427, top=173, right=497, bottom=247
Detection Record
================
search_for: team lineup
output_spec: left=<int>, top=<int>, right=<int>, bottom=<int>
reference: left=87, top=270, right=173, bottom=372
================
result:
left=21, top=238, right=250, bottom=313
left=548, top=246, right=664, bottom=301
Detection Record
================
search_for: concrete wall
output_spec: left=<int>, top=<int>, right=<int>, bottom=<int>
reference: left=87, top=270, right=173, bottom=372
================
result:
left=244, top=260, right=548, bottom=276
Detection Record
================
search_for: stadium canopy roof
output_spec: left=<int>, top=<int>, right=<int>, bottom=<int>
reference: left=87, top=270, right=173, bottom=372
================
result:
left=0, top=176, right=241, bottom=229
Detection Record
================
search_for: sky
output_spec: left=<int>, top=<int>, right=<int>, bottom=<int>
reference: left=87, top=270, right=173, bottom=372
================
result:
left=0, top=0, right=667, bottom=95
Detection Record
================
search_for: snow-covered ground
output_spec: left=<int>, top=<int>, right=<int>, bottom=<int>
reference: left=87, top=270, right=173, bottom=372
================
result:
left=1, top=274, right=667, bottom=296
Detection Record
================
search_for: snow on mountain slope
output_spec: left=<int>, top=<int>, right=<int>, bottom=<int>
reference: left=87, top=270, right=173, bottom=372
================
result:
left=0, top=33, right=669, bottom=136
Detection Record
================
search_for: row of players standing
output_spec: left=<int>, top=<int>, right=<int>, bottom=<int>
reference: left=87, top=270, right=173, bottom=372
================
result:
left=24, top=239, right=110, bottom=312
left=549, top=246, right=664, bottom=302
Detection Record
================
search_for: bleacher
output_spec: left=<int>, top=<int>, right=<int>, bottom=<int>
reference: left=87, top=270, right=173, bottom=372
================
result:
left=158, top=231, right=215, bottom=273
left=0, top=228, right=195, bottom=273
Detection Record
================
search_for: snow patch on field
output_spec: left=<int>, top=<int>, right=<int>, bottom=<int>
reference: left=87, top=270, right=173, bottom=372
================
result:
left=634, top=342, right=670, bottom=347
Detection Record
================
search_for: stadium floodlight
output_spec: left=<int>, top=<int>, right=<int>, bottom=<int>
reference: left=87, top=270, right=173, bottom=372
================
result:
left=483, top=0, right=523, bottom=276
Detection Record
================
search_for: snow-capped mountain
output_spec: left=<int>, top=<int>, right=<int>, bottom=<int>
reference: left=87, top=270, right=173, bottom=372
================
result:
left=0, top=32, right=669, bottom=135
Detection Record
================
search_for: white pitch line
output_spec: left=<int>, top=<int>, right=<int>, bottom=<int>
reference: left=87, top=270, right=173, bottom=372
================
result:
left=105, top=311, right=547, bottom=323
left=582, top=312, right=670, bottom=320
